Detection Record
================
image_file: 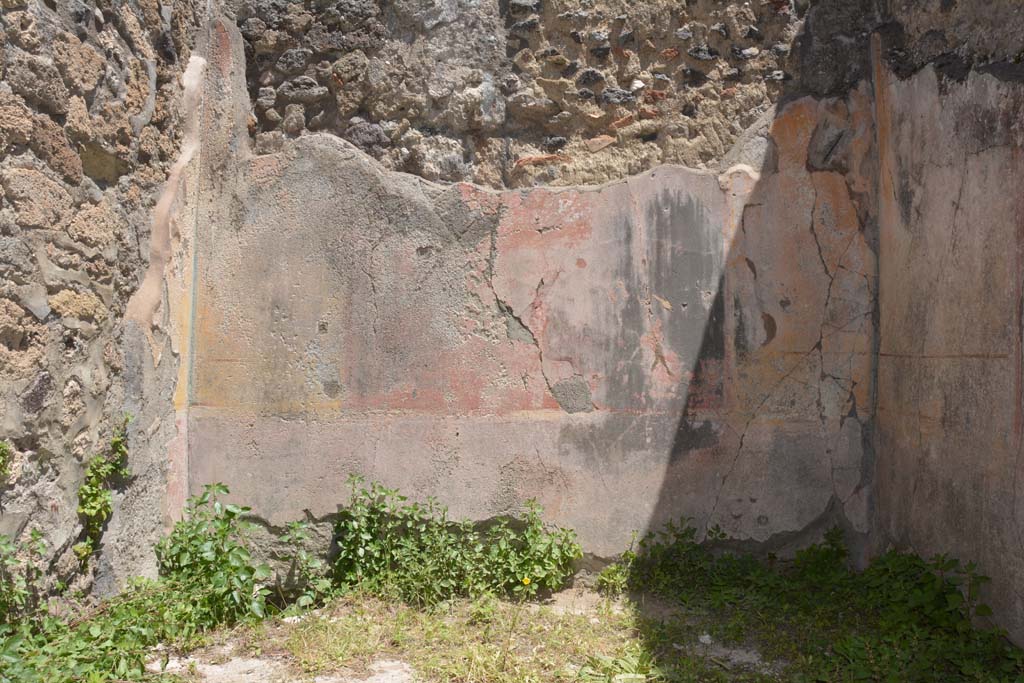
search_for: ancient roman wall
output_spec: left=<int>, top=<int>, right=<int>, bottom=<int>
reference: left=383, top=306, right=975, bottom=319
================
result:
left=5, top=0, right=1024, bottom=646
left=174, top=6, right=877, bottom=560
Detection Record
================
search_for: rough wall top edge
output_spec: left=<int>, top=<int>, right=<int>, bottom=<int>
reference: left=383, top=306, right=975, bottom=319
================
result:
left=227, top=0, right=806, bottom=187
left=789, top=0, right=1024, bottom=102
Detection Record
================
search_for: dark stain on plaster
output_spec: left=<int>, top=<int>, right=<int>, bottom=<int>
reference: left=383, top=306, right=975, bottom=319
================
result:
left=669, top=278, right=727, bottom=463
left=932, top=52, right=972, bottom=84
left=322, top=380, right=341, bottom=398
left=704, top=283, right=727, bottom=363
left=597, top=188, right=719, bottom=412
left=898, top=174, right=915, bottom=227
left=609, top=213, right=651, bottom=410
left=646, top=188, right=726, bottom=409
left=807, top=119, right=850, bottom=173
left=787, top=0, right=1023, bottom=109
left=645, top=189, right=717, bottom=354
left=734, top=295, right=749, bottom=356
left=761, top=313, right=777, bottom=347
left=557, top=412, right=675, bottom=472
left=978, top=61, right=1024, bottom=84
left=555, top=185, right=725, bottom=474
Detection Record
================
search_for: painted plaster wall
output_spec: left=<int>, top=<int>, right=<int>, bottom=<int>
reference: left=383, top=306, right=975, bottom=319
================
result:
left=178, top=19, right=876, bottom=557
left=875, top=61, right=1024, bottom=640
left=174, top=7, right=1024, bottom=644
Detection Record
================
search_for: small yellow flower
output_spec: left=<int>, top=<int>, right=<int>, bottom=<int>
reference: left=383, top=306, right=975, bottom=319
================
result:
left=522, top=577, right=531, bottom=586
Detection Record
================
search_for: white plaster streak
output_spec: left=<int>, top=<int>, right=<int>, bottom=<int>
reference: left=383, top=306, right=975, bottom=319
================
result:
left=125, top=55, right=207, bottom=364
left=123, top=54, right=207, bottom=528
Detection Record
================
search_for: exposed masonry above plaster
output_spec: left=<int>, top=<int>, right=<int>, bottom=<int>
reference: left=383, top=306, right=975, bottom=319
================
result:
left=158, top=19, right=877, bottom=564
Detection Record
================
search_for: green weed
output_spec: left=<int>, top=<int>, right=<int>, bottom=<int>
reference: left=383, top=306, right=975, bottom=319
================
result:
left=280, top=520, right=333, bottom=610
left=332, top=475, right=581, bottom=604
left=0, top=476, right=581, bottom=681
left=155, top=483, right=273, bottom=622
left=3, top=464, right=1023, bottom=683
left=73, top=418, right=131, bottom=562
left=0, top=530, right=46, bottom=625
left=0, top=483, right=271, bottom=682
left=579, top=642, right=665, bottom=682
left=619, top=522, right=1024, bottom=682
left=0, top=442, right=12, bottom=485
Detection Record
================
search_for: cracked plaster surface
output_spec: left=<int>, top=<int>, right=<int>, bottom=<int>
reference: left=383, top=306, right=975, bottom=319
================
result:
left=176, top=21, right=878, bottom=556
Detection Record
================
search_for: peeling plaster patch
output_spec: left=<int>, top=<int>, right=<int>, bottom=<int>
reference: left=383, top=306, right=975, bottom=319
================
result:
left=125, top=54, right=207, bottom=360
left=496, top=298, right=537, bottom=345
left=550, top=376, right=594, bottom=414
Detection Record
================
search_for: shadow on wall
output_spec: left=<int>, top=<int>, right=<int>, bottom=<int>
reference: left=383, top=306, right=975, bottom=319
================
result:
left=647, top=85, right=880, bottom=560
left=640, top=0, right=909, bottom=558
left=177, top=13, right=878, bottom=565
left=655, top=0, right=1024, bottom=646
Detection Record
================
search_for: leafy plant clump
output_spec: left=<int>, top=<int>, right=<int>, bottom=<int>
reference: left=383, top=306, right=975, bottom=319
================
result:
left=332, top=476, right=582, bottom=604
left=155, top=483, right=273, bottom=622
left=603, top=522, right=1024, bottom=682
left=0, top=478, right=577, bottom=681
left=73, top=419, right=131, bottom=562
left=280, top=520, right=333, bottom=610
left=0, top=530, right=46, bottom=625
left=0, top=484, right=272, bottom=682
left=10, top=467, right=1020, bottom=683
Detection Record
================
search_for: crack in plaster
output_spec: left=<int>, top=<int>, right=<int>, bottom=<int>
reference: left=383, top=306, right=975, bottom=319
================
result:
left=358, top=230, right=389, bottom=338
left=809, top=210, right=834, bottom=452
left=807, top=176, right=870, bottom=509
left=710, top=161, right=877, bottom=535
left=534, top=447, right=573, bottom=494
left=480, top=219, right=565, bottom=410
left=707, top=337, right=825, bottom=526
